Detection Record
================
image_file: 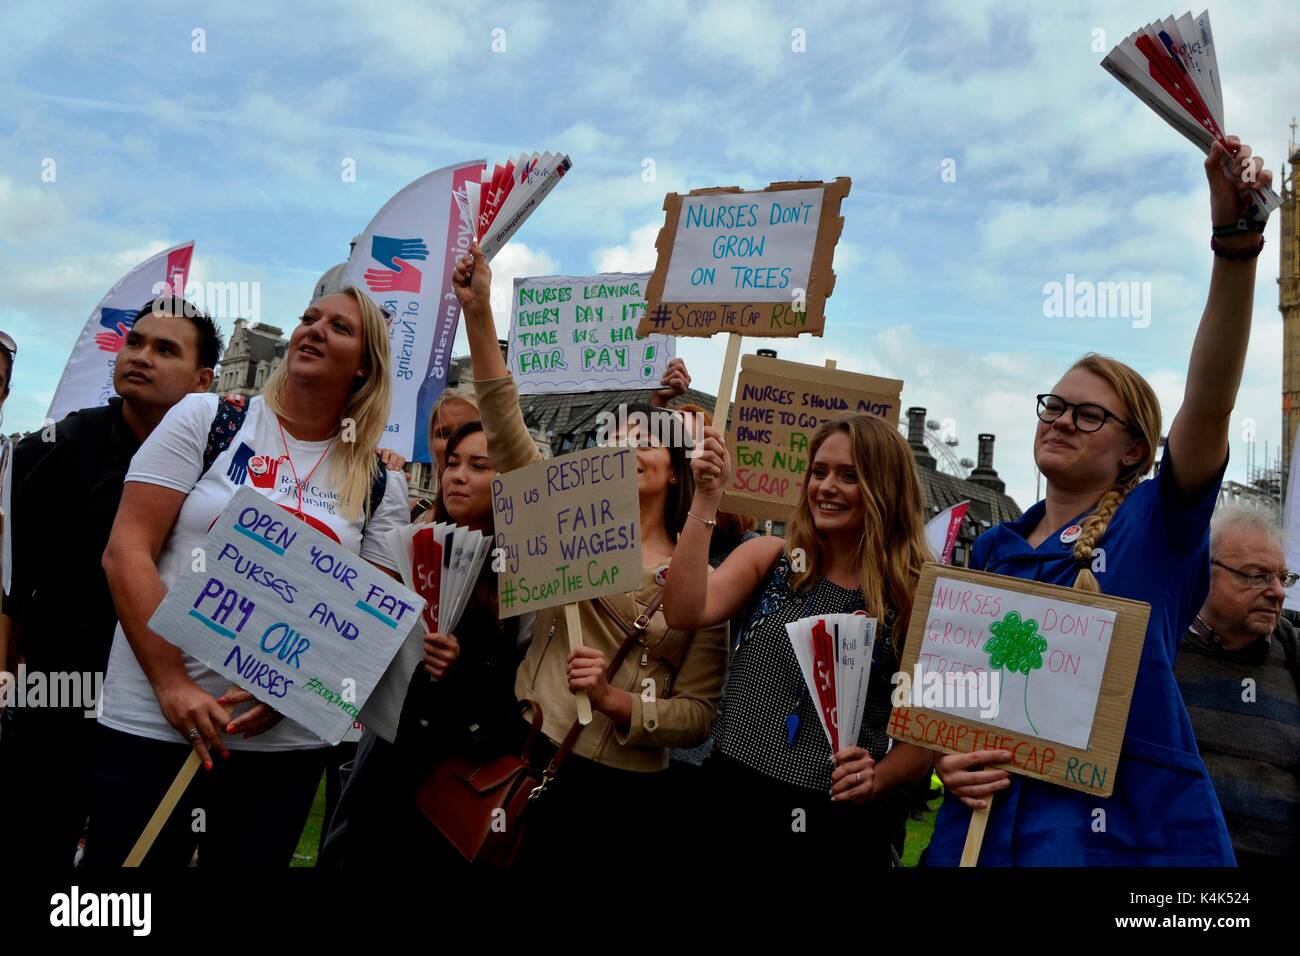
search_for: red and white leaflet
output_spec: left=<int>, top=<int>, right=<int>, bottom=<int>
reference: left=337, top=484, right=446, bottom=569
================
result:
left=1190, top=10, right=1223, bottom=127
left=787, top=618, right=832, bottom=748
left=835, top=614, right=876, bottom=749
left=454, top=182, right=475, bottom=237
left=477, top=163, right=512, bottom=238
left=464, top=180, right=483, bottom=240
left=413, top=526, right=442, bottom=632
left=811, top=619, right=840, bottom=753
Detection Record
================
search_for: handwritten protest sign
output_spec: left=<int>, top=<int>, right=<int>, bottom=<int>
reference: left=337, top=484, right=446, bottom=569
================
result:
left=148, top=486, right=424, bottom=745
left=721, top=354, right=903, bottom=521
left=887, top=564, right=1150, bottom=797
left=492, top=445, right=641, bottom=619
left=507, top=273, right=675, bottom=394
left=637, top=179, right=851, bottom=339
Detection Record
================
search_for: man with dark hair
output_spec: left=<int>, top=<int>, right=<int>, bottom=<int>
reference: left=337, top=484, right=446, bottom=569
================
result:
left=0, top=299, right=221, bottom=865
left=1175, top=505, right=1300, bottom=865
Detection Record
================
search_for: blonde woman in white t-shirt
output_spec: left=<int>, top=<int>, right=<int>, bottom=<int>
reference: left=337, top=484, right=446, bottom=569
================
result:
left=90, top=287, right=410, bottom=867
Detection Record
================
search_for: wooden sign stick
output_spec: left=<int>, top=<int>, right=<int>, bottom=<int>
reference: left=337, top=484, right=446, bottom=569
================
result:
left=124, top=750, right=201, bottom=867
left=564, top=603, right=593, bottom=725
left=124, top=684, right=239, bottom=867
left=711, top=333, right=743, bottom=429
left=959, top=793, right=993, bottom=867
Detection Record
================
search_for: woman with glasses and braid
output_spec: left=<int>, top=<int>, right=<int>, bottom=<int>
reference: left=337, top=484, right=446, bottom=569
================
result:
left=926, top=136, right=1273, bottom=866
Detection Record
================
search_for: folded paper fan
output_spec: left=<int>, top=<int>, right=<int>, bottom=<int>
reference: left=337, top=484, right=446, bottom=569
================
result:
left=456, top=150, right=573, bottom=261
left=786, top=613, right=877, bottom=752
left=1101, top=10, right=1280, bottom=224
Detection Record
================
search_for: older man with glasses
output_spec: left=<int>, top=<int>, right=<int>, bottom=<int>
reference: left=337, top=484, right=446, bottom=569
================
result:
left=1174, top=504, right=1300, bottom=865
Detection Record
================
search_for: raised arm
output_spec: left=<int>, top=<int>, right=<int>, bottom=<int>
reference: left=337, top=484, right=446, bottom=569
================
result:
left=663, top=425, right=783, bottom=629
left=1166, top=136, right=1273, bottom=498
left=454, top=240, right=508, bottom=382
left=451, top=241, right=541, bottom=473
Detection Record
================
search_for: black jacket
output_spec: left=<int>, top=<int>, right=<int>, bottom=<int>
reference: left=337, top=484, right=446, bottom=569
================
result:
left=394, top=572, right=527, bottom=768
left=7, top=398, right=141, bottom=677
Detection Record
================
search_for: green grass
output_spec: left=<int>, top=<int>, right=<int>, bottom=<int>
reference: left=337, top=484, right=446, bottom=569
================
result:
left=902, top=803, right=938, bottom=866
left=900, top=773, right=943, bottom=867
left=291, top=773, right=327, bottom=867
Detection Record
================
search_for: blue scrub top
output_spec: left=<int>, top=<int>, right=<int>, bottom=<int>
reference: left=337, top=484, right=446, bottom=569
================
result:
left=925, top=453, right=1235, bottom=866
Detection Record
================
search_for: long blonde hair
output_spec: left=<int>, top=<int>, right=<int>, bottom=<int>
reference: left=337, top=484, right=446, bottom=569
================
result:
left=784, top=414, right=930, bottom=654
left=262, top=286, right=392, bottom=521
left=1065, top=354, right=1161, bottom=592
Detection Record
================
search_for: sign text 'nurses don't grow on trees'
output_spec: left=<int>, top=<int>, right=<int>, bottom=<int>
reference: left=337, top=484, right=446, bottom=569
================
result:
left=637, top=179, right=851, bottom=339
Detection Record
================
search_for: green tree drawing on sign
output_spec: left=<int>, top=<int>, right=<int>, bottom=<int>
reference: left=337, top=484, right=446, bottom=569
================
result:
left=984, top=611, right=1048, bottom=736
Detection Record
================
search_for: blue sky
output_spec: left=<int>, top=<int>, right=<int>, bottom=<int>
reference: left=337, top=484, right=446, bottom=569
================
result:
left=2, top=0, right=1297, bottom=507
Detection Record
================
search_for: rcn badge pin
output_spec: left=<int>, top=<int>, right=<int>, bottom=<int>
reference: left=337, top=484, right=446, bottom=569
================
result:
left=248, top=455, right=272, bottom=477
left=1059, top=524, right=1082, bottom=545
left=653, top=564, right=671, bottom=587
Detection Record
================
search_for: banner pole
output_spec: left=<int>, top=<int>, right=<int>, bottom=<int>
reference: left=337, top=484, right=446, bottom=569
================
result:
left=564, top=603, right=593, bottom=725
left=711, top=333, right=743, bottom=429
left=959, top=793, right=993, bottom=867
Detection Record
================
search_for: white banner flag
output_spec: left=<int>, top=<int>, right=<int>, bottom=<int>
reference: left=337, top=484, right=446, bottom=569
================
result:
left=341, top=161, right=485, bottom=460
left=925, top=500, right=970, bottom=566
left=46, top=242, right=194, bottom=424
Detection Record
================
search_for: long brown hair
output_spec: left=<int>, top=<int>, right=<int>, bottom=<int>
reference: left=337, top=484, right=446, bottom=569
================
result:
left=784, top=414, right=930, bottom=653
left=1064, top=354, right=1160, bottom=592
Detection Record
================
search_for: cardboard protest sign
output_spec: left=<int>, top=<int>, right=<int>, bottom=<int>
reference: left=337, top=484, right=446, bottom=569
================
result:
left=507, top=273, right=675, bottom=394
left=721, top=353, right=903, bottom=521
left=492, top=445, right=641, bottom=619
left=148, top=486, right=425, bottom=745
left=637, top=179, right=851, bottom=339
left=887, top=564, right=1151, bottom=797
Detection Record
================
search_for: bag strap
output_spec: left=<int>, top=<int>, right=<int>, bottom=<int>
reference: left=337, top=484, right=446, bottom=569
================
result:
left=201, top=394, right=249, bottom=477
left=363, top=456, right=387, bottom=530
left=537, top=587, right=666, bottom=783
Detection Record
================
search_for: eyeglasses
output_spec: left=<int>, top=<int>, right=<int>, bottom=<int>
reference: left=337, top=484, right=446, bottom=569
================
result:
left=0, top=331, right=16, bottom=357
left=1213, top=560, right=1299, bottom=589
left=1036, top=394, right=1134, bottom=434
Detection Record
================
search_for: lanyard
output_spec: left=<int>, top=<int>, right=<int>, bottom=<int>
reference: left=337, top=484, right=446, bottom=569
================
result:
left=276, top=417, right=334, bottom=515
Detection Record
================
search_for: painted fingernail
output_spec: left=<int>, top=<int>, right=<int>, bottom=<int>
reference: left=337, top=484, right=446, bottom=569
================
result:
left=226, top=723, right=236, bottom=733
left=204, top=760, right=213, bottom=772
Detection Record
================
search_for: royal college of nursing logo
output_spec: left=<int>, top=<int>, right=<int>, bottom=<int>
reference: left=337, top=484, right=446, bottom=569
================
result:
left=362, top=235, right=429, bottom=309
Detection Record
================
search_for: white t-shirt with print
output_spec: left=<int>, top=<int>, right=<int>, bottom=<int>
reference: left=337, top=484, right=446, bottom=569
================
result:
left=98, top=393, right=410, bottom=751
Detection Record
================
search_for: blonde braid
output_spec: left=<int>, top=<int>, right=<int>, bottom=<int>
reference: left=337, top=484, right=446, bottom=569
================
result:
left=1071, top=472, right=1143, bottom=591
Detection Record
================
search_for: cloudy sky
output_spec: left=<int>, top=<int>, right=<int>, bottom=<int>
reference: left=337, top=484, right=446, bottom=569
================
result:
left=2, top=0, right=1297, bottom=507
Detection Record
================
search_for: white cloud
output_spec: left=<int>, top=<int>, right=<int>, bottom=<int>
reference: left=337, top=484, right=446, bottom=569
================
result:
left=485, top=241, right=557, bottom=318
left=592, top=223, right=661, bottom=273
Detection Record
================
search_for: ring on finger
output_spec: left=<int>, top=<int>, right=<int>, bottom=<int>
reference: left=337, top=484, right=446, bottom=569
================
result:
left=855, top=771, right=861, bottom=785
left=187, top=728, right=201, bottom=740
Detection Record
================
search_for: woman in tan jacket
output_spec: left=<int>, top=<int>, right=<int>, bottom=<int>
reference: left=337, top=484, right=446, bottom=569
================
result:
left=452, top=242, right=728, bottom=859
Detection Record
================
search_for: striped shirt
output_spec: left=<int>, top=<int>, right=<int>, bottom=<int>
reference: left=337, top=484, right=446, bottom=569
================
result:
left=1174, top=618, right=1300, bottom=863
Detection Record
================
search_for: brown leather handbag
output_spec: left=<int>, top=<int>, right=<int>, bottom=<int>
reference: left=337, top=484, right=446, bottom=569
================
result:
left=414, top=592, right=661, bottom=866
left=413, top=699, right=550, bottom=867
